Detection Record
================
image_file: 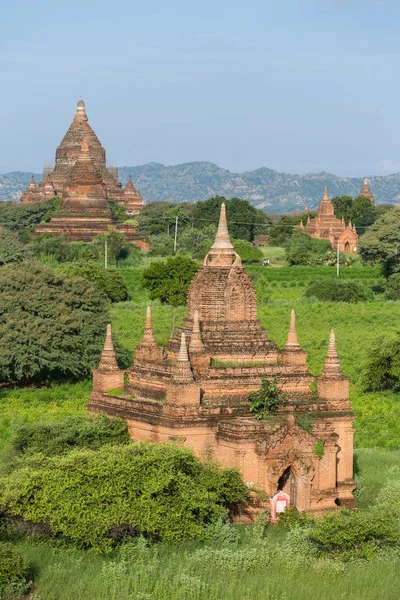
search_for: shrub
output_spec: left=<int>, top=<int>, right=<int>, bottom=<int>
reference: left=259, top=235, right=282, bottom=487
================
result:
left=142, top=256, right=199, bottom=306
left=8, top=415, right=130, bottom=462
left=304, top=278, right=367, bottom=303
left=148, top=233, right=174, bottom=256
left=385, top=273, right=400, bottom=300
left=31, top=235, right=100, bottom=263
left=363, top=334, right=400, bottom=392
left=248, top=377, right=286, bottom=419
left=231, top=239, right=263, bottom=263
left=0, top=261, right=111, bottom=384
left=0, top=543, right=29, bottom=591
left=277, top=507, right=314, bottom=530
left=287, top=231, right=332, bottom=266
left=0, top=443, right=248, bottom=550
left=307, top=509, right=400, bottom=560
left=62, top=262, right=129, bottom=303
left=0, top=228, right=31, bottom=266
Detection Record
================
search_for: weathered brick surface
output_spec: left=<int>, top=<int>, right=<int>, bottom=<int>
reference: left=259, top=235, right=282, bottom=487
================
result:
left=88, top=203, right=356, bottom=517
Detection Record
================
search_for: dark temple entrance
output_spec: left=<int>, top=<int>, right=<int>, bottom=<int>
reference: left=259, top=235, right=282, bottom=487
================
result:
left=277, top=466, right=297, bottom=507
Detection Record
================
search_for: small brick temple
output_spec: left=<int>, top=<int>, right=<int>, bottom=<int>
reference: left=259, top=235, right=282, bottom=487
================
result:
left=89, top=203, right=356, bottom=516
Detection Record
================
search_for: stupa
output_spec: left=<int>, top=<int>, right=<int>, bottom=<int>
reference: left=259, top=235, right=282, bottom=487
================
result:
left=358, top=178, right=375, bottom=204
left=35, top=139, right=149, bottom=248
left=121, top=178, right=144, bottom=215
left=304, top=188, right=358, bottom=253
left=89, top=203, right=356, bottom=517
left=20, top=99, right=143, bottom=212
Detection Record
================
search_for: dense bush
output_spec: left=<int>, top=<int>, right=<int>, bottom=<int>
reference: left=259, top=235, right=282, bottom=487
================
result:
left=359, top=206, right=400, bottom=277
left=385, top=273, right=400, bottom=300
left=308, top=509, right=400, bottom=560
left=148, top=233, right=175, bottom=256
left=8, top=415, right=130, bottom=462
left=0, top=198, right=60, bottom=235
left=0, top=543, right=29, bottom=593
left=31, top=234, right=100, bottom=263
left=142, top=256, right=199, bottom=306
left=304, top=278, right=368, bottom=303
left=0, top=443, right=248, bottom=550
left=232, top=239, right=263, bottom=263
left=0, top=261, right=111, bottom=384
left=287, top=231, right=332, bottom=266
left=0, top=228, right=31, bottom=266
left=62, top=263, right=129, bottom=303
left=363, top=334, right=400, bottom=392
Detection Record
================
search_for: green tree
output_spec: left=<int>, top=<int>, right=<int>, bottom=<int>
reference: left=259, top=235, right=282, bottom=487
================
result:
left=0, top=443, right=248, bottom=549
left=286, top=231, right=332, bottom=266
left=191, top=197, right=270, bottom=242
left=248, top=377, right=286, bottom=420
left=331, top=195, right=354, bottom=222
left=363, top=333, right=400, bottom=392
left=0, top=261, right=113, bottom=384
left=0, top=228, right=31, bottom=266
left=136, top=201, right=175, bottom=236
left=268, top=213, right=316, bottom=247
left=61, top=262, right=129, bottom=303
left=232, top=239, right=263, bottom=263
left=0, top=198, right=60, bottom=242
left=178, top=227, right=213, bottom=259
left=358, top=205, right=399, bottom=277
left=94, top=227, right=128, bottom=265
left=142, top=256, right=199, bottom=307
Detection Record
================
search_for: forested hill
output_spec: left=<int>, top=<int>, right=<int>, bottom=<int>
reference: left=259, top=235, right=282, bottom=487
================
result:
left=2, top=162, right=400, bottom=213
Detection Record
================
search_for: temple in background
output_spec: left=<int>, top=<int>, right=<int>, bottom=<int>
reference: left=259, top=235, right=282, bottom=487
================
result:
left=20, top=99, right=144, bottom=216
left=303, top=188, right=358, bottom=254
left=358, top=177, right=375, bottom=204
left=89, top=203, right=356, bottom=518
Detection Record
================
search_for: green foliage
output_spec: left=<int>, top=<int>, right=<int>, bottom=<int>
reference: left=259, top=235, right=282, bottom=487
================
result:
left=313, top=441, right=324, bottom=458
left=0, top=543, right=29, bottom=591
left=142, top=256, right=199, bottom=306
left=93, top=228, right=129, bottom=265
left=332, top=195, right=377, bottom=235
left=231, top=239, right=263, bottom=263
left=61, top=262, right=129, bottom=303
left=191, top=196, right=270, bottom=242
left=359, top=205, right=400, bottom=277
left=304, top=278, right=368, bottom=303
left=277, top=507, right=315, bottom=530
left=7, top=415, right=129, bottom=462
left=0, top=198, right=60, bottom=237
left=268, top=213, right=316, bottom=247
left=136, top=201, right=175, bottom=237
left=0, top=228, right=31, bottom=266
left=308, top=509, right=400, bottom=560
left=363, top=333, right=400, bottom=392
left=385, top=272, right=400, bottom=300
left=294, top=414, right=315, bottom=432
left=248, top=377, right=286, bottom=419
left=31, top=234, right=101, bottom=263
left=0, top=443, right=247, bottom=550
left=107, top=198, right=127, bottom=222
left=0, top=261, right=110, bottom=384
left=287, top=231, right=332, bottom=266
left=177, top=228, right=213, bottom=260
left=148, top=233, right=174, bottom=256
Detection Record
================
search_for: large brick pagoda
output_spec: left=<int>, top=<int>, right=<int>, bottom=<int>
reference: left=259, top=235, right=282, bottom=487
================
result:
left=89, top=203, right=356, bottom=516
left=20, top=99, right=144, bottom=215
left=359, top=177, right=375, bottom=204
left=303, top=187, right=358, bottom=254
left=35, top=138, right=148, bottom=248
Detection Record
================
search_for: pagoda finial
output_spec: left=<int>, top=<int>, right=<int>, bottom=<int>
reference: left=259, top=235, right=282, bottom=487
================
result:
left=321, top=330, right=342, bottom=377
left=324, top=187, right=329, bottom=201
left=98, top=324, right=119, bottom=370
left=28, top=175, right=36, bottom=189
left=211, top=203, right=234, bottom=251
left=364, top=177, right=368, bottom=186
left=299, top=219, right=304, bottom=229
left=141, top=306, right=156, bottom=345
left=189, top=310, right=205, bottom=352
left=75, top=98, right=88, bottom=122
left=178, top=333, right=189, bottom=362
left=285, top=309, right=300, bottom=348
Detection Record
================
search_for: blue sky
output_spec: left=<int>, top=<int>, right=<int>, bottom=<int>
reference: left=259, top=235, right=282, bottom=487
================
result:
left=1, top=0, right=399, bottom=176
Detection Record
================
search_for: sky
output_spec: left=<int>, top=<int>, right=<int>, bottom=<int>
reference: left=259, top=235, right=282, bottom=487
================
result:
left=1, top=0, right=399, bottom=176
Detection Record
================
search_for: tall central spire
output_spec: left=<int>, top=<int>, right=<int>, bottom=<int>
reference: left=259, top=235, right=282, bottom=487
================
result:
left=75, top=98, right=88, bottom=122
left=206, top=202, right=237, bottom=266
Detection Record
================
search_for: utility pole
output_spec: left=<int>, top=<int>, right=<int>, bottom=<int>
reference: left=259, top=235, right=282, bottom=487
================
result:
left=337, top=241, right=340, bottom=278
left=105, top=240, right=108, bottom=269
left=173, top=216, right=178, bottom=253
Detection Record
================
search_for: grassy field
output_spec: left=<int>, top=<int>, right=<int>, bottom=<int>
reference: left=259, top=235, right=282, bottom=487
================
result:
left=2, top=256, right=400, bottom=599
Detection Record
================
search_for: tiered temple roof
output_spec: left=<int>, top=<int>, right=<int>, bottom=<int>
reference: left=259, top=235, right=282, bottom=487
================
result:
left=304, top=187, right=358, bottom=254
left=358, top=178, right=375, bottom=204
left=20, top=100, right=143, bottom=213
left=89, top=202, right=356, bottom=517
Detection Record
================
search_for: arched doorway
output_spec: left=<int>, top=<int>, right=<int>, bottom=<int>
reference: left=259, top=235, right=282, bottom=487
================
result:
left=344, top=241, right=350, bottom=253
left=277, top=466, right=297, bottom=507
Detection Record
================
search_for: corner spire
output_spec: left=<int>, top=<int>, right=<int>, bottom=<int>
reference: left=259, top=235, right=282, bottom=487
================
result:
left=324, top=187, right=329, bottom=201
left=321, top=330, right=343, bottom=378
left=178, top=333, right=189, bottom=362
left=28, top=175, right=37, bottom=189
left=99, top=324, right=119, bottom=370
left=285, top=309, right=300, bottom=348
left=189, top=310, right=205, bottom=352
left=141, top=306, right=157, bottom=346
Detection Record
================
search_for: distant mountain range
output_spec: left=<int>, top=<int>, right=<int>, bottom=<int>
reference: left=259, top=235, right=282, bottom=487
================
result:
left=2, top=162, right=400, bottom=213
